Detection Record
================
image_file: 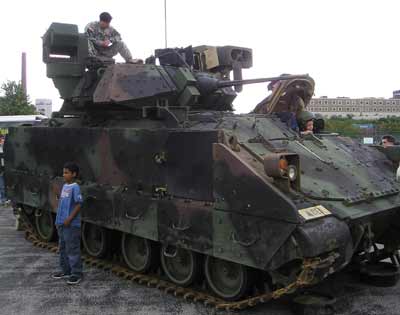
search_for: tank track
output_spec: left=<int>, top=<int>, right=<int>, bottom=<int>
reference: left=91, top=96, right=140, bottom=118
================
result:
left=19, top=213, right=330, bottom=311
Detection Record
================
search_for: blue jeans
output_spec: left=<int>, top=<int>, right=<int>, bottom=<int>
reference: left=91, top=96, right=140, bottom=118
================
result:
left=0, top=175, right=6, bottom=203
left=57, top=225, right=82, bottom=277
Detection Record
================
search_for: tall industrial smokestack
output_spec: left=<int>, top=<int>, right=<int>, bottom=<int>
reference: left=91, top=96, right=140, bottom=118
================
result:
left=21, top=52, right=27, bottom=96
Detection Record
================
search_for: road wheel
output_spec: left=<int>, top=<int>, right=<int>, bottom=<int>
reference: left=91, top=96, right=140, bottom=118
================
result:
left=205, top=256, right=251, bottom=301
left=121, top=233, right=157, bottom=273
left=35, top=210, right=56, bottom=242
left=82, top=222, right=108, bottom=258
left=160, top=245, right=201, bottom=287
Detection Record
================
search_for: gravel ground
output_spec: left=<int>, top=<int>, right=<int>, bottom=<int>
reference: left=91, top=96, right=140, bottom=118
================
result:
left=1, top=206, right=400, bottom=315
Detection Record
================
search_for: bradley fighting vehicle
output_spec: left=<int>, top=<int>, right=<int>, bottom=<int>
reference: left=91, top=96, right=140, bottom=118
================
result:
left=5, top=22, right=400, bottom=301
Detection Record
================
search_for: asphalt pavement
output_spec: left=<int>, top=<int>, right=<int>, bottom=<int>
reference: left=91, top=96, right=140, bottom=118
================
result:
left=1, top=205, right=400, bottom=315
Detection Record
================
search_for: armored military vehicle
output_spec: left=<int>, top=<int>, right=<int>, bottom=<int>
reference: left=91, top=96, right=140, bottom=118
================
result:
left=5, top=23, right=400, bottom=301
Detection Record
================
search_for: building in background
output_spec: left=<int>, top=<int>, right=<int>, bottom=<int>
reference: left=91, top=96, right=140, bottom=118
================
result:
left=393, top=90, right=400, bottom=99
left=34, top=99, right=52, bottom=117
left=308, top=96, right=400, bottom=119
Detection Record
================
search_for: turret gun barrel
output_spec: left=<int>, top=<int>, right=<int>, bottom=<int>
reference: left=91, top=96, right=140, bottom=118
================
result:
left=195, top=73, right=310, bottom=96
left=217, top=74, right=310, bottom=89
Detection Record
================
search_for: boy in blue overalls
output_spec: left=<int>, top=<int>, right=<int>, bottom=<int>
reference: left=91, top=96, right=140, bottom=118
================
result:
left=52, top=162, right=83, bottom=284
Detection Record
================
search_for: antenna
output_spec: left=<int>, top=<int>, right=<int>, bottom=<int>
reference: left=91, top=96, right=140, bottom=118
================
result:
left=21, top=52, right=27, bottom=97
left=164, top=0, right=168, bottom=48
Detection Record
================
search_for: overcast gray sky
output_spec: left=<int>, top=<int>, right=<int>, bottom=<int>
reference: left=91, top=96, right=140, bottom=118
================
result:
left=1, top=0, right=399, bottom=113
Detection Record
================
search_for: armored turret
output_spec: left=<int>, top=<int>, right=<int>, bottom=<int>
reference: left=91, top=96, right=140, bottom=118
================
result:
left=43, top=23, right=310, bottom=117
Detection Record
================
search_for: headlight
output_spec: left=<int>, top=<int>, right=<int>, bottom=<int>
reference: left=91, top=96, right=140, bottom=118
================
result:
left=288, top=165, right=297, bottom=181
left=264, top=153, right=300, bottom=184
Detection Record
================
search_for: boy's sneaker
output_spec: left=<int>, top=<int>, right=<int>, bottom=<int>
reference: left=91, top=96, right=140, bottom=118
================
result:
left=67, top=275, right=82, bottom=285
left=52, top=272, right=70, bottom=279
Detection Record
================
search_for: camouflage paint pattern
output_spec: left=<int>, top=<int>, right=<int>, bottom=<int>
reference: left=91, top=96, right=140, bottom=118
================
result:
left=5, top=23, right=400, bottom=295
left=8, top=108, right=399, bottom=273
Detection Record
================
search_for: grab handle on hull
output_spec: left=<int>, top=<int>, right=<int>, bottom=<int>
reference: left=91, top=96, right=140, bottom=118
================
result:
left=231, top=232, right=258, bottom=247
left=125, top=211, right=143, bottom=221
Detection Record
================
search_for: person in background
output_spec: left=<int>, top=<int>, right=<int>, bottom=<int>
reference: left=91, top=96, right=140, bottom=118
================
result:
left=380, top=135, right=400, bottom=181
left=0, top=135, right=6, bottom=205
left=381, top=135, right=396, bottom=148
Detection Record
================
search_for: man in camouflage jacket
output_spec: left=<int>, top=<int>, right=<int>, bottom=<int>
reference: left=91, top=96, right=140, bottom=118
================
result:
left=85, top=12, right=141, bottom=63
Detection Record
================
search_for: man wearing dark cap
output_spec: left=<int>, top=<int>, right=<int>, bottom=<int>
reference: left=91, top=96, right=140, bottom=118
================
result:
left=381, top=135, right=396, bottom=148
left=85, top=12, right=141, bottom=63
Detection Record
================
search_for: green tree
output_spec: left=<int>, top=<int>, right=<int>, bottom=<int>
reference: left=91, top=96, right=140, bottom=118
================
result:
left=0, top=81, right=37, bottom=115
